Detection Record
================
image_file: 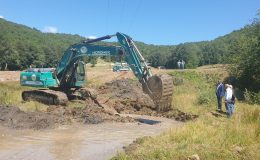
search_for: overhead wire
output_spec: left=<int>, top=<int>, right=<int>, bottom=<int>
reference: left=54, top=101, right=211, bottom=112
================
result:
left=105, top=0, right=110, bottom=33
left=127, top=0, right=143, bottom=33
left=119, top=0, right=126, bottom=30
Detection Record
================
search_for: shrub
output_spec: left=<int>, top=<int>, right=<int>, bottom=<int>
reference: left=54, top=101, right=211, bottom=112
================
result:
left=172, top=76, right=184, bottom=86
left=197, top=91, right=211, bottom=105
left=244, top=89, right=260, bottom=104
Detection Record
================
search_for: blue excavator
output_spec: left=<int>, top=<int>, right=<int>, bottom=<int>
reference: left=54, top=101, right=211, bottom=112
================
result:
left=20, top=32, right=173, bottom=111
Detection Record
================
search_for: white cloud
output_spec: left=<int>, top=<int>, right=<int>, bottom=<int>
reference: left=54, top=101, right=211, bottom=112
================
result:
left=0, top=15, right=4, bottom=19
left=42, top=26, right=58, bottom=33
left=86, top=35, right=97, bottom=39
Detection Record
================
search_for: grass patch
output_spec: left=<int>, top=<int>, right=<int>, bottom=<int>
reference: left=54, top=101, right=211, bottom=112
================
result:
left=0, top=82, right=24, bottom=105
left=0, top=82, right=49, bottom=111
left=113, top=70, right=260, bottom=160
left=170, top=70, right=216, bottom=114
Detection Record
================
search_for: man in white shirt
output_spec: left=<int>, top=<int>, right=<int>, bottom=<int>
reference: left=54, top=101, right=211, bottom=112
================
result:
left=181, top=60, right=185, bottom=69
left=225, top=85, right=233, bottom=101
left=177, top=60, right=181, bottom=69
left=224, top=84, right=235, bottom=117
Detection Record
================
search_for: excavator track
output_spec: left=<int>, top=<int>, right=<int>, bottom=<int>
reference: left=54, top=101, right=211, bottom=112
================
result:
left=22, top=89, right=68, bottom=105
left=147, top=74, right=173, bottom=112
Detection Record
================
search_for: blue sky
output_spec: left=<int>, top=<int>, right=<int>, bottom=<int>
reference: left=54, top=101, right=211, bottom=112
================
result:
left=0, top=0, right=259, bottom=45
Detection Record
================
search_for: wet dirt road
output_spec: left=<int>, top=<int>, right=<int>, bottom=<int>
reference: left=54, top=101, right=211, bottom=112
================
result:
left=0, top=115, right=181, bottom=160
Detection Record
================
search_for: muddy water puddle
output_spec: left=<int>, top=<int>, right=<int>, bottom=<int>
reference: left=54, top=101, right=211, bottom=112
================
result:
left=0, top=115, right=181, bottom=160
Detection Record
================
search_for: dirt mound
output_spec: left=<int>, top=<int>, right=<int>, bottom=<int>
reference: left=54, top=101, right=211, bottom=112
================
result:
left=96, top=79, right=198, bottom=122
left=97, top=79, right=156, bottom=111
left=47, top=98, right=135, bottom=124
left=163, top=109, right=199, bottom=122
left=0, top=105, right=67, bottom=129
left=0, top=103, right=135, bottom=130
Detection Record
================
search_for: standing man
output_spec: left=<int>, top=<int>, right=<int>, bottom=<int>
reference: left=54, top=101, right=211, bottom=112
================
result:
left=177, top=60, right=181, bottom=69
left=225, top=84, right=234, bottom=117
left=216, top=81, right=225, bottom=112
left=181, top=60, right=185, bottom=69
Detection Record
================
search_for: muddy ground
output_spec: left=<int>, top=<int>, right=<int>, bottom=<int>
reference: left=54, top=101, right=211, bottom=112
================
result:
left=0, top=79, right=197, bottom=130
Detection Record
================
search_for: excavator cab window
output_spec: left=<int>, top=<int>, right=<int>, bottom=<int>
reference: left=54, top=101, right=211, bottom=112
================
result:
left=76, top=61, right=85, bottom=82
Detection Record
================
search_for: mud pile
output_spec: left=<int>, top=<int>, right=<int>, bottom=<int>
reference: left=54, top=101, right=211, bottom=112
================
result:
left=0, top=105, right=67, bottom=129
left=96, top=79, right=198, bottom=122
left=47, top=100, right=135, bottom=125
left=97, top=79, right=156, bottom=113
left=0, top=104, right=135, bottom=130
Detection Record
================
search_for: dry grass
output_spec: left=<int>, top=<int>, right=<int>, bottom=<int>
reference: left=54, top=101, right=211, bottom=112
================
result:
left=0, top=82, right=49, bottom=111
left=113, top=69, right=260, bottom=160
left=114, top=103, right=260, bottom=160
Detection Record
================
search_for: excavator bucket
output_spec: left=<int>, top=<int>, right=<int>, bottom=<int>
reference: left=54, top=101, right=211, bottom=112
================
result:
left=145, top=74, right=173, bottom=112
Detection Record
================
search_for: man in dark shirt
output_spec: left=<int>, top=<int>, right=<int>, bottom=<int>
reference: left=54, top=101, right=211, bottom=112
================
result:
left=216, top=82, right=225, bottom=112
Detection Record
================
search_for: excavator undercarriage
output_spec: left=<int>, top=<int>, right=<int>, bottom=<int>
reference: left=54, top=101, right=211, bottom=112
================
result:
left=22, top=89, right=68, bottom=105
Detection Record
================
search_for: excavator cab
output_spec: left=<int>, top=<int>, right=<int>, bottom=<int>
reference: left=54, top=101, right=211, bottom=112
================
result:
left=74, top=60, right=86, bottom=87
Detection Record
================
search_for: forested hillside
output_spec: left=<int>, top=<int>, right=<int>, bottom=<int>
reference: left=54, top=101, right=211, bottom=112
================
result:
left=0, top=19, right=84, bottom=70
